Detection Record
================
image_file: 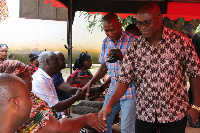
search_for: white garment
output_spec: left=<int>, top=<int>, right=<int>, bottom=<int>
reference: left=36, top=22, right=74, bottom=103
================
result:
left=32, top=68, right=59, bottom=108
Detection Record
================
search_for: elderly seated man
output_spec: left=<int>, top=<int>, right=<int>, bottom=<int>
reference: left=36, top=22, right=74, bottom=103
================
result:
left=0, top=73, right=32, bottom=133
left=0, top=59, right=106, bottom=132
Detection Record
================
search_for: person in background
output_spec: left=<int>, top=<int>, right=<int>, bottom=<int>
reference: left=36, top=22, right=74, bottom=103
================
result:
left=0, top=59, right=106, bottom=133
left=82, top=13, right=137, bottom=133
left=0, top=44, right=8, bottom=64
left=182, top=23, right=200, bottom=128
left=125, top=24, right=141, bottom=37
left=0, top=73, right=32, bottom=133
left=99, top=2, right=200, bottom=133
left=182, top=23, right=200, bottom=58
left=67, top=52, right=95, bottom=88
left=54, top=51, right=104, bottom=115
left=28, top=51, right=41, bottom=76
left=32, top=51, right=85, bottom=112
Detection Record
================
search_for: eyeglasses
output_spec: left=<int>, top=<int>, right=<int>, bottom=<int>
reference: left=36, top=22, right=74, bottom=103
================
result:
left=135, top=18, right=154, bottom=28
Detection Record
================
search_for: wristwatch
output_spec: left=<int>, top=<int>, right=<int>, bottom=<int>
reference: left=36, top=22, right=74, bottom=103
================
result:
left=191, top=104, right=200, bottom=112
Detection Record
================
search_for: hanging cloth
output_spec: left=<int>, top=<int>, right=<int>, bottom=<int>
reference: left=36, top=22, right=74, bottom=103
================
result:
left=0, top=0, right=9, bottom=22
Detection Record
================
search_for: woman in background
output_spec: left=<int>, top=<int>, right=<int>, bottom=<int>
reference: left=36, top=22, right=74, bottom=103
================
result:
left=67, top=52, right=94, bottom=87
left=0, top=44, right=8, bottom=63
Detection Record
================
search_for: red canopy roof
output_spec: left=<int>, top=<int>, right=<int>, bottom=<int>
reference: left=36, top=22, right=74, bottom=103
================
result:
left=45, top=0, right=200, bottom=21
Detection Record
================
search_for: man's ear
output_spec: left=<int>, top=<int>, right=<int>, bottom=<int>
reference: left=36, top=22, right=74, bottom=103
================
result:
left=46, top=59, right=50, bottom=66
left=10, top=98, right=19, bottom=111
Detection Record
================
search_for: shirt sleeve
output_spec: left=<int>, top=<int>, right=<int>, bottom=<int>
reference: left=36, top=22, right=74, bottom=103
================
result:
left=53, top=74, right=64, bottom=89
left=99, top=39, right=107, bottom=64
left=182, top=37, right=200, bottom=77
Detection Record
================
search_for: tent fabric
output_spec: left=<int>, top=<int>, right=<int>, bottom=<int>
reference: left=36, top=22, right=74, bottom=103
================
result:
left=0, top=0, right=9, bottom=22
left=45, top=0, right=200, bottom=21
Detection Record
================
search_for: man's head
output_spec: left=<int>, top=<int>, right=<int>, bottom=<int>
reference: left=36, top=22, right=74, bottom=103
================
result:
left=0, top=73, right=32, bottom=128
left=38, top=51, right=60, bottom=77
left=136, top=2, right=163, bottom=39
left=0, top=60, right=33, bottom=92
left=29, top=52, right=41, bottom=67
left=182, top=23, right=195, bottom=38
left=103, top=13, right=122, bottom=43
left=54, top=51, right=66, bottom=70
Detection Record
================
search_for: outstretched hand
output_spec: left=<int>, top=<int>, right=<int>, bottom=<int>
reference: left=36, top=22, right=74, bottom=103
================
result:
left=81, top=82, right=92, bottom=97
left=85, top=113, right=107, bottom=132
left=98, top=105, right=112, bottom=122
left=75, top=89, right=86, bottom=100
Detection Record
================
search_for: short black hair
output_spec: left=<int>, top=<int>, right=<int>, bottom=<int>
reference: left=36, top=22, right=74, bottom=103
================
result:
left=182, top=23, right=195, bottom=30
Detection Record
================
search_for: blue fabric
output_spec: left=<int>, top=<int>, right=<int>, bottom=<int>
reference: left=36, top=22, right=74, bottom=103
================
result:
left=53, top=73, right=71, bottom=101
left=103, top=93, right=136, bottom=133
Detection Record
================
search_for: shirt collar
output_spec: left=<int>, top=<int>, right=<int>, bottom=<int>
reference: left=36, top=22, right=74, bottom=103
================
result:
left=107, top=31, right=125, bottom=44
left=38, top=68, right=51, bottom=79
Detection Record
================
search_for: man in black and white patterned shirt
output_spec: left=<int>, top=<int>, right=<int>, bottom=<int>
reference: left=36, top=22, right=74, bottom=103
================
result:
left=99, top=2, right=200, bottom=133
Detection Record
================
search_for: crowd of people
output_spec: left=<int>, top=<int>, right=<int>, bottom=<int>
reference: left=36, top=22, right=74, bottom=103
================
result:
left=0, top=2, right=200, bottom=133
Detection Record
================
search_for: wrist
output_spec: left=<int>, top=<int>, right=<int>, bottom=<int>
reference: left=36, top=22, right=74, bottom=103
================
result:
left=191, top=104, right=200, bottom=112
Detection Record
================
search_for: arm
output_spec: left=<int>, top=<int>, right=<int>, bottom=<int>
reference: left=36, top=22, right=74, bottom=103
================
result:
left=82, top=64, right=107, bottom=93
left=58, top=82, right=79, bottom=95
left=98, top=81, right=129, bottom=120
left=38, top=114, right=106, bottom=133
left=60, top=113, right=106, bottom=132
left=51, top=89, right=85, bottom=112
left=77, top=77, right=90, bottom=86
left=187, top=76, right=200, bottom=124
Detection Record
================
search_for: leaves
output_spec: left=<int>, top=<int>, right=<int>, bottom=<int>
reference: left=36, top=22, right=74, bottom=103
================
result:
left=80, top=11, right=136, bottom=33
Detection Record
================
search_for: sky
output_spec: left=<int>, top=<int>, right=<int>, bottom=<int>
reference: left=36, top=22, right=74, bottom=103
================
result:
left=0, top=0, right=106, bottom=54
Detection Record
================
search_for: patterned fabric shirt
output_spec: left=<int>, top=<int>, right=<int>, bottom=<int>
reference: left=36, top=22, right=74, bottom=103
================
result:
left=117, top=26, right=200, bottom=123
left=32, top=68, right=59, bottom=108
left=99, top=31, right=137, bottom=100
left=28, top=63, right=38, bottom=76
left=0, top=0, right=9, bottom=22
left=17, top=93, right=53, bottom=133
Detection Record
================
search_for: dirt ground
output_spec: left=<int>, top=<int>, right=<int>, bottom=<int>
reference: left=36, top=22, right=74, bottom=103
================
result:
left=112, top=124, right=200, bottom=133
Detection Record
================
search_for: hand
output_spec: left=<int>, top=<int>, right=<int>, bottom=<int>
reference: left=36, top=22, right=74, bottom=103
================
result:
left=75, top=89, right=86, bottom=100
left=90, top=85, right=105, bottom=94
left=116, top=48, right=123, bottom=61
left=81, top=82, right=92, bottom=97
left=107, top=48, right=123, bottom=61
left=186, top=107, right=199, bottom=125
left=98, top=105, right=112, bottom=121
left=85, top=113, right=107, bottom=132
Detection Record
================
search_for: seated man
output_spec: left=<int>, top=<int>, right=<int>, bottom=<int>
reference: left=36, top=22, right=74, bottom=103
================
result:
left=0, top=59, right=106, bottom=132
left=0, top=73, right=32, bottom=133
left=53, top=51, right=104, bottom=115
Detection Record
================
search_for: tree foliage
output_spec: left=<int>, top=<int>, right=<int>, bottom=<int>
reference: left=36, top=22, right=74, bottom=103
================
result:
left=80, top=11, right=136, bottom=33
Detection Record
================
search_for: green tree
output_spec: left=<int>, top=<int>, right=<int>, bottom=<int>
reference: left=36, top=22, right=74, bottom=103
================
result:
left=80, top=11, right=136, bottom=33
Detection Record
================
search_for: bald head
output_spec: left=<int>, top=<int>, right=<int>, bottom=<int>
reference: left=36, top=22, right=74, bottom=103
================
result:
left=0, top=73, right=27, bottom=108
left=54, top=51, right=66, bottom=70
left=137, top=2, right=162, bottom=19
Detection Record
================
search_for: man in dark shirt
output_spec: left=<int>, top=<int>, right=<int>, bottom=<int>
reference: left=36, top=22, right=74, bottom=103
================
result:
left=182, top=23, right=200, bottom=128
left=182, top=23, right=200, bottom=58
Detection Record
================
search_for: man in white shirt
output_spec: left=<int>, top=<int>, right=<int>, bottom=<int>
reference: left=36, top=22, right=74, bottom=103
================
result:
left=32, top=51, right=85, bottom=112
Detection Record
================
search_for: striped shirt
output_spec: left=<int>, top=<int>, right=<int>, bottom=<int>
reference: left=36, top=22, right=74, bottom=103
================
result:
left=99, top=31, right=137, bottom=100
